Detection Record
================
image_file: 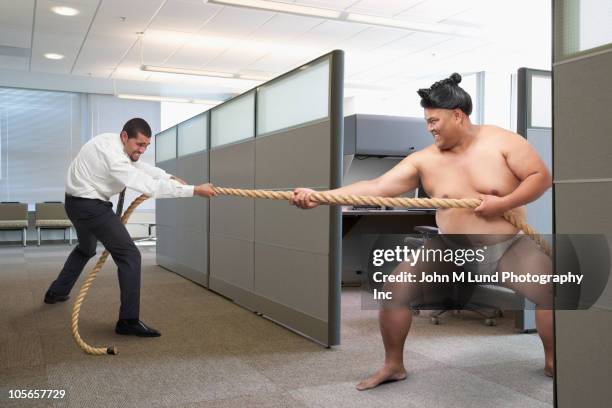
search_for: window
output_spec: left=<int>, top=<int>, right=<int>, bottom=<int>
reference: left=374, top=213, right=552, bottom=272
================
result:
left=0, top=88, right=83, bottom=208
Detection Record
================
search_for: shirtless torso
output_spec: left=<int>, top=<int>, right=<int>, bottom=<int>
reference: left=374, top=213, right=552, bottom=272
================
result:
left=411, top=124, right=527, bottom=237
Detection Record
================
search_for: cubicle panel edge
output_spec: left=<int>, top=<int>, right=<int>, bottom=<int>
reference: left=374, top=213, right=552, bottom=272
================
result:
left=328, top=49, right=344, bottom=345
left=517, top=68, right=552, bottom=332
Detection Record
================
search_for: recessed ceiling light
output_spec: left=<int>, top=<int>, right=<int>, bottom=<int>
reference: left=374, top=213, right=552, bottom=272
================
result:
left=44, top=53, right=65, bottom=60
left=51, top=6, right=80, bottom=16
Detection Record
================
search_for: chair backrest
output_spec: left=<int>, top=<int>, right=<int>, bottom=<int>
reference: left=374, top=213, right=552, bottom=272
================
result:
left=35, top=202, right=68, bottom=221
left=0, top=202, right=28, bottom=221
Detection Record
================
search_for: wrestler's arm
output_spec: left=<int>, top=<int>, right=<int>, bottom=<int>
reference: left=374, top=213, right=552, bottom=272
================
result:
left=498, top=131, right=552, bottom=210
left=291, top=153, right=420, bottom=208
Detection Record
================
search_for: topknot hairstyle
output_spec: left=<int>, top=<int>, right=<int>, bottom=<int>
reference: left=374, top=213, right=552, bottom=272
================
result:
left=417, top=73, right=472, bottom=116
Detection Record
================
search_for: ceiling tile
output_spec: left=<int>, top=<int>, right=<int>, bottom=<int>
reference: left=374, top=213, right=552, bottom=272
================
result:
left=0, top=0, right=550, bottom=101
left=336, top=26, right=411, bottom=52
left=165, top=40, right=227, bottom=68
left=30, top=0, right=99, bottom=74
left=72, top=0, right=166, bottom=77
left=291, top=20, right=367, bottom=48
left=0, top=0, right=34, bottom=48
left=395, top=0, right=479, bottom=23
left=149, top=0, right=222, bottom=33
left=250, top=13, right=323, bottom=41
left=204, top=47, right=268, bottom=72
left=376, top=31, right=452, bottom=56
left=347, top=0, right=424, bottom=17
left=91, top=0, right=166, bottom=35
left=246, top=53, right=306, bottom=74
left=199, top=5, right=275, bottom=39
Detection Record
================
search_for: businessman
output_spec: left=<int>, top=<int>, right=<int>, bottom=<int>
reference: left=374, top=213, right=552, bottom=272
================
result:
left=44, top=118, right=215, bottom=337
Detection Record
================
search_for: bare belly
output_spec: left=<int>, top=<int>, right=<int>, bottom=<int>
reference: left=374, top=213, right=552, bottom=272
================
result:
left=436, top=206, right=526, bottom=242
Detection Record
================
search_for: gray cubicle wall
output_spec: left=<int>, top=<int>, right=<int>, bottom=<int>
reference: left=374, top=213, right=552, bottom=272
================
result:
left=209, top=91, right=257, bottom=303
left=155, top=126, right=178, bottom=272
left=552, top=22, right=612, bottom=406
left=175, top=113, right=209, bottom=286
left=209, top=51, right=344, bottom=346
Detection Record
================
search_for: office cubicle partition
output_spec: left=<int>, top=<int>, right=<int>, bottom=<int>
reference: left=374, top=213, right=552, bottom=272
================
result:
left=256, top=53, right=343, bottom=346
left=155, top=114, right=210, bottom=287
left=209, top=91, right=257, bottom=302
left=156, top=50, right=344, bottom=346
left=552, top=3, right=612, bottom=402
left=155, top=126, right=178, bottom=272
left=175, top=113, right=209, bottom=286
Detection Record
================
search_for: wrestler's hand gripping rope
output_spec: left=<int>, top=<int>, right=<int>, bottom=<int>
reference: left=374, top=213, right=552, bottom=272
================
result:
left=71, top=187, right=551, bottom=355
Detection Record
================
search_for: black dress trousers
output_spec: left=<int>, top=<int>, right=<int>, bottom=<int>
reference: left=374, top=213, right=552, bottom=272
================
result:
left=48, top=195, right=141, bottom=320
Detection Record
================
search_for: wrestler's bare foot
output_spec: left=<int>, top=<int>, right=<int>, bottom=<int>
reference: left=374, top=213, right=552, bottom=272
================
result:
left=356, top=366, right=407, bottom=391
left=544, top=362, right=554, bottom=377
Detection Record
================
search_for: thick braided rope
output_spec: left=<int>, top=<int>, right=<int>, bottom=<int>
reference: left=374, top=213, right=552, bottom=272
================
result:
left=212, top=187, right=551, bottom=257
left=71, top=187, right=549, bottom=356
left=70, top=194, right=149, bottom=355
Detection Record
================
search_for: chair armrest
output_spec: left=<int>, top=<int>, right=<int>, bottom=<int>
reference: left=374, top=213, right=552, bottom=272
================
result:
left=414, top=225, right=439, bottom=235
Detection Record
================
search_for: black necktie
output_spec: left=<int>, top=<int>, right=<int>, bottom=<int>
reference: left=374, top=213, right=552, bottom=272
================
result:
left=116, top=188, right=126, bottom=217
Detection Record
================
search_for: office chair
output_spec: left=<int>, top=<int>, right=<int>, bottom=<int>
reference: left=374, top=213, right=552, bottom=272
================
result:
left=410, top=225, right=505, bottom=326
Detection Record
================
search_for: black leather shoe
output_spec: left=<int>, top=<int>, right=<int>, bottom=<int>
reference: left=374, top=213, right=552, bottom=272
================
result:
left=44, top=290, right=70, bottom=304
left=115, top=320, right=161, bottom=337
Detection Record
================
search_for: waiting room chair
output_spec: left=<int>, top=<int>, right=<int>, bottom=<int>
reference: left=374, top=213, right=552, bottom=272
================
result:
left=0, top=202, right=29, bottom=246
left=35, top=202, right=73, bottom=246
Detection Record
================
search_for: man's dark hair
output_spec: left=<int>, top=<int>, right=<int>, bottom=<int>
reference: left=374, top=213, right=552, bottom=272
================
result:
left=122, top=118, right=152, bottom=139
left=417, top=73, right=472, bottom=116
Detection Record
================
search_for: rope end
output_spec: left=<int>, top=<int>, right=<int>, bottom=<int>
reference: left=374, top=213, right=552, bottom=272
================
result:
left=107, top=346, right=117, bottom=355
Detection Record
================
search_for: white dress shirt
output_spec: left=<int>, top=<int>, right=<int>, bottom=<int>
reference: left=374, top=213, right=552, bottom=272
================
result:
left=66, top=133, right=194, bottom=201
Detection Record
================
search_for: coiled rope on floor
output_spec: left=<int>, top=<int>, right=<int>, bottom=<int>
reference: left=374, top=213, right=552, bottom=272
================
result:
left=72, top=187, right=550, bottom=355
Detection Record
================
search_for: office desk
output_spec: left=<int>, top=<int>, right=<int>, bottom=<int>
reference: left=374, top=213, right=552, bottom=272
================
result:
left=343, top=209, right=436, bottom=235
